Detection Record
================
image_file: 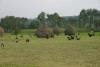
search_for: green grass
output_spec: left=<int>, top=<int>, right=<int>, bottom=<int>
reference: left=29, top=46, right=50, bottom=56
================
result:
left=0, top=33, right=100, bottom=67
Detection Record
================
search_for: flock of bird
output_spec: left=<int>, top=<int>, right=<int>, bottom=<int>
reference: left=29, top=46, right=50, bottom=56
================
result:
left=0, top=32, right=97, bottom=47
left=1, top=34, right=31, bottom=47
left=67, top=35, right=81, bottom=40
left=67, top=32, right=95, bottom=40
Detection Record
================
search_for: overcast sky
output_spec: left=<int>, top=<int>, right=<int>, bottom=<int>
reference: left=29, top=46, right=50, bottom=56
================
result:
left=0, top=0, right=100, bottom=19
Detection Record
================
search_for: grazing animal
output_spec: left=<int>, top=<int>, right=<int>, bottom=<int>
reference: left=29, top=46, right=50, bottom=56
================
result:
left=76, top=36, right=81, bottom=40
left=1, top=43, right=4, bottom=47
left=88, top=33, right=92, bottom=37
left=71, top=35, right=74, bottom=39
left=46, top=35, right=49, bottom=39
left=16, top=41, right=18, bottom=43
left=67, top=37, right=71, bottom=40
left=26, top=39, right=29, bottom=42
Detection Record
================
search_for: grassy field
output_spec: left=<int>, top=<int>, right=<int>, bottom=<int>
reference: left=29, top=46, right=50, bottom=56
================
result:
left=0, top=33, right=100, bottom=67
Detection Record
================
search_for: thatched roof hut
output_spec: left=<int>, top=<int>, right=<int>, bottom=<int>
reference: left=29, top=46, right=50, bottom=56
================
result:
left=0, top=27, right=4, bottom=35
left=53, top=24, right=61, bottom=34
left=35, top=23, right=54, bottom=38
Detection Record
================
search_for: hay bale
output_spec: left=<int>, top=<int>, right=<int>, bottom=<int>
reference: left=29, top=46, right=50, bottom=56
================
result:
left=35, top=23, right=54, bottom=38
left=53, top=24, right=61, bottom=35
left=64, top=24, right=75, bottom=35
left=0, top=27, right=4, bottom=35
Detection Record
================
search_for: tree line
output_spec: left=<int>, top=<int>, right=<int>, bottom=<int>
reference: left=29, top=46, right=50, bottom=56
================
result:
left=0, top=8, right=100, bottom=33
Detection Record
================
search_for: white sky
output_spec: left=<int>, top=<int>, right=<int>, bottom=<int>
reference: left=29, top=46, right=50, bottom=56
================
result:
left=0, top=0, right=100, bottom=19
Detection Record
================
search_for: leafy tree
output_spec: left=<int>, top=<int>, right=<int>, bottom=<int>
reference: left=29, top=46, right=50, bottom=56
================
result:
left=67, top=18, right=77, bottom=27
left=20, top=17, right=28, bottom=29
left=38, top=12, right=46, bottom=25
left=94, top=18, right=100, bottom=28
left=79, top=8, right=100, bottom=28
left=46, top=14, right=55, bottom=27
left=57, top=17, right=67, bottom=28
left=29, top=20, right=40, bottom=29
left=47, top=12, right=63, bottom=28
left=79, top=9, right=88, bottom=27
left=0, top=16, right=28, bottom=32
left=1, top=16, right=15, bottom=32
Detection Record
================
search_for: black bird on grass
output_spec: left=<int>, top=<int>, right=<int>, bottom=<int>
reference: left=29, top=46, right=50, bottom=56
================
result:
left=26, top=39, right=29, bottom=42
left=71, top=35, right=74, bottom=39
left=16, top=37, right=18, bottom=39
left=88, top=33, right=92, bottom=37
left=1, top=43, right=4, bottom=47
left=67, top=37, right=71, bottom=40
left=76, top=36, right=81, bottom=40
left=16, top=41, right=18, bottom=43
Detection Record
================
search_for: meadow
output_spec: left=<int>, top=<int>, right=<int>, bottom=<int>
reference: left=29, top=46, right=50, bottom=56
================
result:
left=0, top=29, right=100, bottom=67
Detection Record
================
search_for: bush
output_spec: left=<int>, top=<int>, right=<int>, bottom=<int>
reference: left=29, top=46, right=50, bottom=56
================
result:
left=64, top=24, right=75, bottom=35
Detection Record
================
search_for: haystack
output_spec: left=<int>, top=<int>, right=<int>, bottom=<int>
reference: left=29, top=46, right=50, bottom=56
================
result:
left=35, top=23, right=54, bottom=38
left=0, top=27, right=4, bottom=35
left=53, top=24, right=61, bottom=34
